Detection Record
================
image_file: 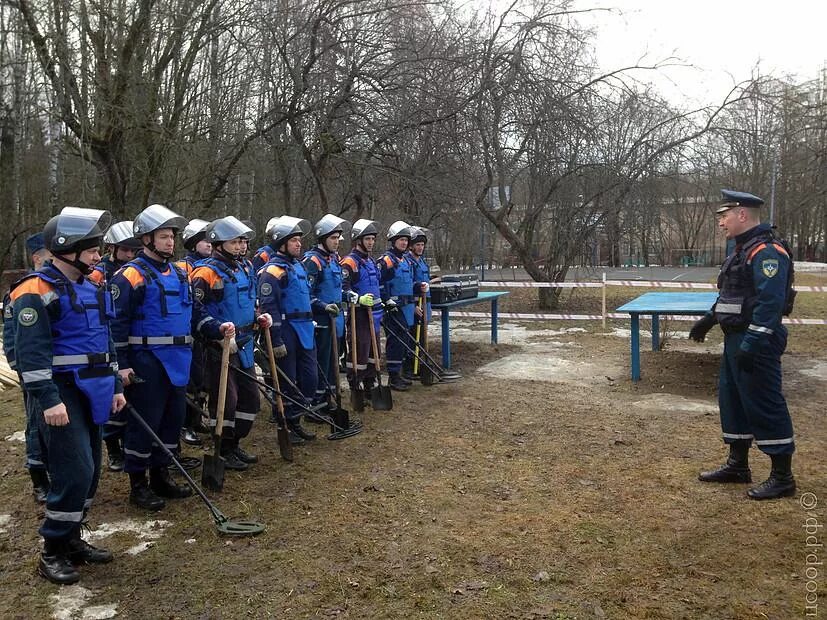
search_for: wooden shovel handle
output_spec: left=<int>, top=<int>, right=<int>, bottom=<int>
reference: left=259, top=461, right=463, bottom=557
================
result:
left=214, top=334, right=232, bottom=439
left=263, top=327, right=286, bottom=418
left=349, top=302, right=360, bottom=378
left=368, top=307, right=382, bottom=372
left=330, top=313, right=343, bottom=402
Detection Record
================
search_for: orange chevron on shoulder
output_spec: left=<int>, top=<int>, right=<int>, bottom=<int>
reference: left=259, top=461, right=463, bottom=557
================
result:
left=88, top=269, right=105, bottom=285
left=340, top=256, right=358, bottom=271
left=9, top=277, right=55, bottom=301
left=265, top=264, right=286, bottom=279
left=190, top=266, right=223, bottom=287
left=120, top=265, right=146, bottom=288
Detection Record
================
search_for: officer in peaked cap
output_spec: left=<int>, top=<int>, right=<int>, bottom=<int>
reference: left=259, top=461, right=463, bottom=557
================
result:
left=691, top=189, right=798, bottom=500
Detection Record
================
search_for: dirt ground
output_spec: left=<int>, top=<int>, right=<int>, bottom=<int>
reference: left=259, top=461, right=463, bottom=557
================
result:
left=1, top=295, right=826, bottom=618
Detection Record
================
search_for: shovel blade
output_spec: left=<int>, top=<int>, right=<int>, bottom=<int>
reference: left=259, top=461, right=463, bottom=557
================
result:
left=276, top=426, right=293, bottom=462
left=201, top=453, right=225, bottom=492
left=351, top=388, right=365, bottom=412
left=371, top=385, right=393, bottom=411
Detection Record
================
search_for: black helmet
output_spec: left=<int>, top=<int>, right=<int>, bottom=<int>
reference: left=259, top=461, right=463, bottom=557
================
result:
left=409, top=226, right=429, bottom=244
left=351, top=218, right=379, bottom=241
left=44, top=207, right=111, bottom=255
left=205, top=216, right=255, bottom=243
left=103, top=221, right=143, bottom=250
left=269, top=216, right=311, bottom=250
left=387, top=220, right=414, bottom=242
left=182, top=219, right=210, bottom=250
left=314, top=214, right=350, bottom=242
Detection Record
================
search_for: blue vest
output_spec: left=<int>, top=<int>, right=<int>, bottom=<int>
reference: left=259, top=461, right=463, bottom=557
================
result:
left=199, top=257, right=258, bottom=368
left=35, top=266, right=116, bottom=424
left=127, top=257, right=193, bottom=386
left=407, top=252, right=432, bottom=320
left=271, top=254, right=316, bottom=350
left=347, top=251, right=383, bottom=329
left=381, top=250, right=415, bottom=323
left=304, top=248, right=345, bottom=337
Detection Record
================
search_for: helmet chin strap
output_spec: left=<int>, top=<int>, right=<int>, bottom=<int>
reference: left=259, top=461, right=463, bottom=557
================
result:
left=217, top=243, right=243, bottom=262
left=144, top=232, right=173, bottom=260
left=53, top=253, right=94, bottom=275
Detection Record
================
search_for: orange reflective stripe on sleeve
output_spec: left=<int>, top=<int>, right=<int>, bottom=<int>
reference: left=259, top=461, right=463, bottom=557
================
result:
left=190, top=266, right=223, bottom=288
left=747, top=242, right=789, bottom=263
left=264, top=264, right=286, bottom=280
left=340, top=256, right=357, bottom=271
left=88, top=269, right=105, bottom=285
left=120, top=266, right=146, bottom=288
left=310, top=255, right=323, bottom=270
left=9, top=278, right=55, bottom=302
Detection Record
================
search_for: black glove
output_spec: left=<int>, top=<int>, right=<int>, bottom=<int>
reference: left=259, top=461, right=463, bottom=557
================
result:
left=735, top=349, right=755, bottom=373
left=688, top=314, right=716, bottom=342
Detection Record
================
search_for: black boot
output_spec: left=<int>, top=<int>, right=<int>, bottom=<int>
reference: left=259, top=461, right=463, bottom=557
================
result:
left=180, top=427, right=202, bottom=446
left=30, top=468, right=50, bottom=504
left=234, top=445, right=258, bottom=464
left=150, top=467, right=192, bottom=499
left=748, top=454, right=796, bottom=500
left=220, top=443, right=250, bottom=471
left=287, top=429, right=306, bottom=445
left=38, top=538, right=80, bottom=585
left=388, top=373, right=410, bottom=392
left=288, top=419, right=316, bottom=441
left=129, top=472, right=165, bottom=511
left=698, top=440, right=752, bottom=483
left=66, top=529, right=113, bottom=565
left=105, top=438, right=124, bottom=472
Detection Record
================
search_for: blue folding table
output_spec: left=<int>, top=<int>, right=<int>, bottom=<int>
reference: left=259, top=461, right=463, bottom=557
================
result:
left=432, top=291, right=510, bottom=368
left=616, top=292, right=718, bottom=382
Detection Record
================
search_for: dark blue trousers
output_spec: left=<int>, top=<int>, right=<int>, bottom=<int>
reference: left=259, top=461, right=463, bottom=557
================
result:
left=276, top=323, right=317, bottom=421
left=313, top=323, right=336, bottom=402
left=34, top=377, right=102, bottom=540
left=123, top=350, right=185, bottom=472
left=383, top=309, right=411, bottom=373
left=23, top=391, right=47, bottom=471
left=719, top=329, right=794, bottom=456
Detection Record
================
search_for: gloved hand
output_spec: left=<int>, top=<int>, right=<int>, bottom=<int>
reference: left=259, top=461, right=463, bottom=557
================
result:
left=325, top=303, right=340, bottom=316
left=688, top=314, right=716, bottom=342
left=273, top=344, right=288, bottom=359
left=345, top=290, right=359, bottom=304
left=384, top=298, right=398, bottom=312
left=735, top=348, right=755, bottom=373
left=358, top=293, right=375, bottom=307
left=228, top=337, right=239, bottom=354
left=420, top=282, right=429, bottom=294
left=257, top=313, right=273, bottom=329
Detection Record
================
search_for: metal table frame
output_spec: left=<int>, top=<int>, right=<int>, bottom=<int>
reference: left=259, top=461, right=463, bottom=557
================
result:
left=432, top=291, right=510, bottom=368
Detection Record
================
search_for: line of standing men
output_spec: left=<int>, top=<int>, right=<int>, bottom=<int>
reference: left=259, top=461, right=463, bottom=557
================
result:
left=4, top=204, right=435, bottom=585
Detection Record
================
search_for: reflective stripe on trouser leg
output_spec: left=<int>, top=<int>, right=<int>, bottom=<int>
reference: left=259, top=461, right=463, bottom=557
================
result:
left=207, top=352, right=241, bottom=448
left=725, top=331, right=795, bottom=455
left=347, top=310, right=376, bottom=384
left=123, top=351, right=185, bottom=472
left=232, top=366, right=260, bottom=441
left=102, top=405, right=127, bottom=441
left=383, top=312, right=410, bottom=373
left=35, top=381, right=100, bottom=540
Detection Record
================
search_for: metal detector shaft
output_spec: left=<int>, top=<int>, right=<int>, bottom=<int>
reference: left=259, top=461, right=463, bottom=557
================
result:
left=383, top=308, right=460, bottom=377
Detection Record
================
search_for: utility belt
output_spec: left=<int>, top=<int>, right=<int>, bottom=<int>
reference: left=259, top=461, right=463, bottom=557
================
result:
left=52, top=352, right=114, bottom=367
left=53, top=366, right=114, bottom=382
left=389, top=295, right=415, bottom=305
left=282, top=312, right=313, bottom=320
left=128, top=335, right=193, bottom=346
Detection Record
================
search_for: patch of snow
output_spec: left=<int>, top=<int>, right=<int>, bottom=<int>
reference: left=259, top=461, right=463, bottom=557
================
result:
left=798, top=360, right=827, bottom=381
left=5, top=431, right=25, bottom=442
left=477, top=349, right=623, bottom=385
left=794, top=261, right=827, bottom=272
left=86, top=519, right=170, bottom=556
left=0, top=514, right=11, bottom=534
left=631, top=393, right=717, bottom=416
left=51, top=586, right=117, bottom=620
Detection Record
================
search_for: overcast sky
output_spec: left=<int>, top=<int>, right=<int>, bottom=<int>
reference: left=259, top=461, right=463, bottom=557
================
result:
left=576, top=1, right=827, bottom=106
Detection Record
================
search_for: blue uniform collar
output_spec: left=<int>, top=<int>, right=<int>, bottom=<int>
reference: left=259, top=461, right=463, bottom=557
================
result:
left=386, top=246, right=405, bottom=258
left=137, top=250, right=169, bottom=271
left=735, top=223, right=771, bottom=247
left=275, top=251, right=298, bottom=265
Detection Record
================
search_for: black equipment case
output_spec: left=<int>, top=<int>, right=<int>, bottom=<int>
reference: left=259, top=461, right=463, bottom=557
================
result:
left=431, top=273, right=479, bottom=304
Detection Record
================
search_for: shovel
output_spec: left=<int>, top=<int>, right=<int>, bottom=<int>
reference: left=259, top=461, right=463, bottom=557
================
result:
left=263, top=328, right=293, bottom=462
left=348, top=302, right=365, bottom=413
left=202, top=334, right=231, bottom=492
left=368, top=308, right=393, bottom=411
left=416, top=294, right=437, bottom=386
left=125, top=403, right=264, bottom=536
left=327, top=313, right=352, bottom=429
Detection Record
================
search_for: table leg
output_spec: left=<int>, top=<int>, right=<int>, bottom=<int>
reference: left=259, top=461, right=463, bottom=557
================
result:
left=491, top=297, right=499, bottom=344
left=651, top=313, right=660, bottom=351
left=631, top=313, right=641, bottom=382
left=441, top=308, right=451, bottom=369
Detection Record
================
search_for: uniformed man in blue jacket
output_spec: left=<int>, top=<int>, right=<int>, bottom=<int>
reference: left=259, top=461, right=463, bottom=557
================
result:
left=191, top=216, right=271, bottom=468
left=690, top=190, right=797, bottom=500
left=3, top=232, right=53, bottom=503
left=302, top=214, right=349, bottom=405
left=258, top=216, right=318, bottom=443
left=10, top=207, right=125, bottom=584
left=340, top=219, right=383, bottom=398
left=378, top=221, right=416, bottom=391
left=403, top=226, right=432, bottom=380
left=111, top=204, right=233, bottom=511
